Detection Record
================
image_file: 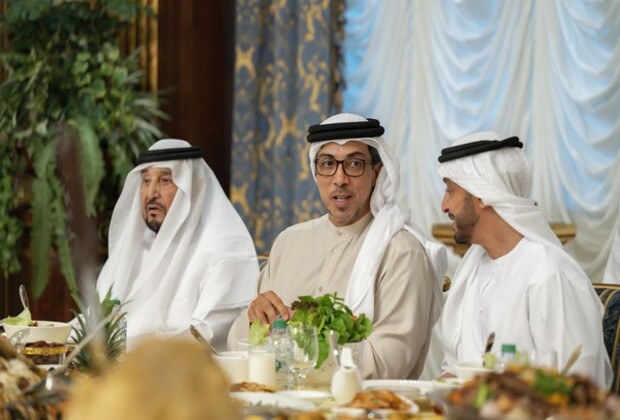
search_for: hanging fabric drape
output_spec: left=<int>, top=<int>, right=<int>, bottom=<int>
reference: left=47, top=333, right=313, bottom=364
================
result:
left=231, top=0, right=345, bottom=254
left=342, top=0, right=620, bottom=281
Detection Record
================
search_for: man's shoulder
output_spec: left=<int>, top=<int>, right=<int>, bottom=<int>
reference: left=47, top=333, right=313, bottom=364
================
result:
left=386, top=229, right=426, bottom=254
left=503, top=239, right=586, bottom=283
left=273, top=215, right=328, bottom=243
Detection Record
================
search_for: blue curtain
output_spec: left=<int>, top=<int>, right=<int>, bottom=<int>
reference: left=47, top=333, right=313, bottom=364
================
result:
left=231, top=0, right=345, bottom=254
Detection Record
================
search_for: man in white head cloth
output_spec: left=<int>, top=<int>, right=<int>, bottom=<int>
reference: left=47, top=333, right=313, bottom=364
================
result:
left=96, top=139, right=259, bottom=351
left=228, top=113, right=447, bottom=379
left=436, top=132, right=612, bottom=388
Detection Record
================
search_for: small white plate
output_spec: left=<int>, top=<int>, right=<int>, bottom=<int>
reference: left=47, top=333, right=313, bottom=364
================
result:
left=430, top=378, right=463, bottom=390
left=333, top=392, right=419, bottom=418
left=277, top=390, right=331, bottom=404
left=230, top=391, right=315, bottom=411
left=363, top=379, right=439, bottom=396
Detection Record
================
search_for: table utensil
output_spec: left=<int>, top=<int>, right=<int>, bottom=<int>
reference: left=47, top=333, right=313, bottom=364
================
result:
left=9, top=328, right=30, bottom=347
left=19, top=284, right=30, bottom=312
left=189, top=325, right=219, bottom=355
left=560, top=344, right=582, bottom=375
left=484, top=332, right=495, bottom=353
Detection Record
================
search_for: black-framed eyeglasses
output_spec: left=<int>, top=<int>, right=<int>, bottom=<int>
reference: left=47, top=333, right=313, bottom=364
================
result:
left=314, top=156, right=373, bottom=177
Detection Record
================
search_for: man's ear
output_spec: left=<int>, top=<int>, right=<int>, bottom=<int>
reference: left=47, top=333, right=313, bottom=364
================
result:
left=372, top=163, right=383, bottom=187
left=476, top=197, right=489, bottom=209
left=373, top=162, right=383, bottom=177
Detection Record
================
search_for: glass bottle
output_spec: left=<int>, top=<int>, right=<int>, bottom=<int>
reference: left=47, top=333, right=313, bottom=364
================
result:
left=499, top=343, right=517, bottom=369
left=271, top=318, right=291, bottom=390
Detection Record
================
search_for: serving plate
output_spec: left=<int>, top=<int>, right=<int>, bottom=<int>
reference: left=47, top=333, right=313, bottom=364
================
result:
left=332, top=391, right=419, bottom=418
left=230, top=391, right=315, bottom=411
left=363, top=379, right=458, bottom=396
left=277, top=390, right=331, bottom=404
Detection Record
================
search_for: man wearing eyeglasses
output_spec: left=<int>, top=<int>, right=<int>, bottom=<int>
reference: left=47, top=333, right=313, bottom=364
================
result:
left=228, top=113, right=447, bottom=380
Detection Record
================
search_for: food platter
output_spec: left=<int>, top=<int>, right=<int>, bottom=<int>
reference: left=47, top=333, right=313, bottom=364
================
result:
left=363, top=379, right=458, bottom=396
left=276, top=390, right=331, bottom=404
left=230, top=391, right=316, bottom=411
left=333, top=389, right=420, bottom=418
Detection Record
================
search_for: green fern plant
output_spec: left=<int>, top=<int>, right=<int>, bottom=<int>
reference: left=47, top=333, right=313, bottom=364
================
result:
left=0, top=0, right=165, bottom=298
left=71, top=286, right=127, bottom=373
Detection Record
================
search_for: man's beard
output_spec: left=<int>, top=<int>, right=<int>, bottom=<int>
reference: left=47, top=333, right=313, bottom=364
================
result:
left=452, top=195, right=479, bottom=244
left=145, top=218, right=162, bottom=233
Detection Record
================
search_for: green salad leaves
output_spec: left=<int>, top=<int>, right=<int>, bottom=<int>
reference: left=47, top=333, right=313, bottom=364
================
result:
left=290, top=293, right=372, bottom=368
left=4, top=308, right=32, bottom=326
left=248, top=319, right=270, bottom=345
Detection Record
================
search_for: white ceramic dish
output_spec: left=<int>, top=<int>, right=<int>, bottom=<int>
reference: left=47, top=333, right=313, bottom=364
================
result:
left=3, top=321, right=71, bottom=343
left=332, top=392, right=419, bottom=417
left=277, top=390, right=331, bottom=404
left=213, top=351, right=249, bottom=383
left=363, top=379, right=435, bottom=396
left=363, top=378, right=463, bottom=396
left=236, top=337, right=250, bottom=350
left=230, top=391, right=315, bottom=411
left=454, top=362, right=494, bottom=381
left=430, top=378, right=464, bottom=390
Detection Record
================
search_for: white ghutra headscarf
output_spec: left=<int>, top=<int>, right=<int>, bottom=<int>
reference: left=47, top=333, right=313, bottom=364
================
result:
left=308, top=113, right=447, bottom=324
left=436, top=131, right=611, bottom=386
left=96, top=139, right=259, bottom=349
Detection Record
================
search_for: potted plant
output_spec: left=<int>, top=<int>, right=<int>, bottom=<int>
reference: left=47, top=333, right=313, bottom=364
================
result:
left=0, top=0, right=165, bottom=299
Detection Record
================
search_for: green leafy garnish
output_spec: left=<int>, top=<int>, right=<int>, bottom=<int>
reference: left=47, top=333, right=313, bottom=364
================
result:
left=534, top=370, right=571, bottom=396
left=482, top=352, right=497, bottom=369
left=474, top=383, right=491, bottom=408
left=290, top=293, right=373, bottom=368
left=4, top=308, right=32, bottom=326
left=248, top=319, right=270, bottom=345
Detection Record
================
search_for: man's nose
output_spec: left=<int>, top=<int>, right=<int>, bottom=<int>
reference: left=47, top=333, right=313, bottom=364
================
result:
left=147, top=182, right=161, bottom=198
left=441, top=194, right=449, bottom=213
left=332, top=162, right=349, bottom=185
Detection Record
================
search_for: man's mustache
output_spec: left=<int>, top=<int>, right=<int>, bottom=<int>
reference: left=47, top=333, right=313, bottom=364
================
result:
left=146, top=198, right=164, bottom=209
left=330, top=188, right=352, bottom=196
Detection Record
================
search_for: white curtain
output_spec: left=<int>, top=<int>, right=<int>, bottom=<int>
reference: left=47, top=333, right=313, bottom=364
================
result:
left=342, top=0, right=620, bottom=282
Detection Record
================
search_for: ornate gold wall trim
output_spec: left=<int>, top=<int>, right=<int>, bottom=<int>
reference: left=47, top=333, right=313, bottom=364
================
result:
left=118, top=0, right=159, bottom=94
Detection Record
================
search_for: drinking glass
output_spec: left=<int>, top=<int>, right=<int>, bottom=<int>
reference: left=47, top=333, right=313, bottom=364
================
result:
left=528, top=349, right=558, bottom=371
left=287, top=324, right=319, bottom=390
left=248, top=343, right=276, bottom=387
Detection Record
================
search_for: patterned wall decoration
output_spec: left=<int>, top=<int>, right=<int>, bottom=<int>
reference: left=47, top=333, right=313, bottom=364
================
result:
left=118, top=0, right=159, bottom=94
left=232, top=0, right=344, bottom=254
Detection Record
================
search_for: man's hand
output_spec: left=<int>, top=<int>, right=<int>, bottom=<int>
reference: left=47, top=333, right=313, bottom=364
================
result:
left=248, top=291, right=292, bottom=325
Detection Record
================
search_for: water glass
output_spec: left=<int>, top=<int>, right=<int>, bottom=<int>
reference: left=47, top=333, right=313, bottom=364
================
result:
left=213, top=351, right=249, bottom=383
left=287, top=324, right=319, bottom=390
left=528, top=349, right=558, bottom=371
left=248, top=343, right=276, bottom=387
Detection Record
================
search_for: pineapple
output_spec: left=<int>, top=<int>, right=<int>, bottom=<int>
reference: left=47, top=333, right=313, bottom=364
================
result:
left=71, top=286, right=127, bottom=373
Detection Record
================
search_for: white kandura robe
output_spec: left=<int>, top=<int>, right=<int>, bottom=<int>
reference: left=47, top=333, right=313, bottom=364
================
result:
left=227, top=212, right=438, bottom=379
left=97, top=139, right=259, bottom=351
left=442, top=238, right=611, bottom=388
